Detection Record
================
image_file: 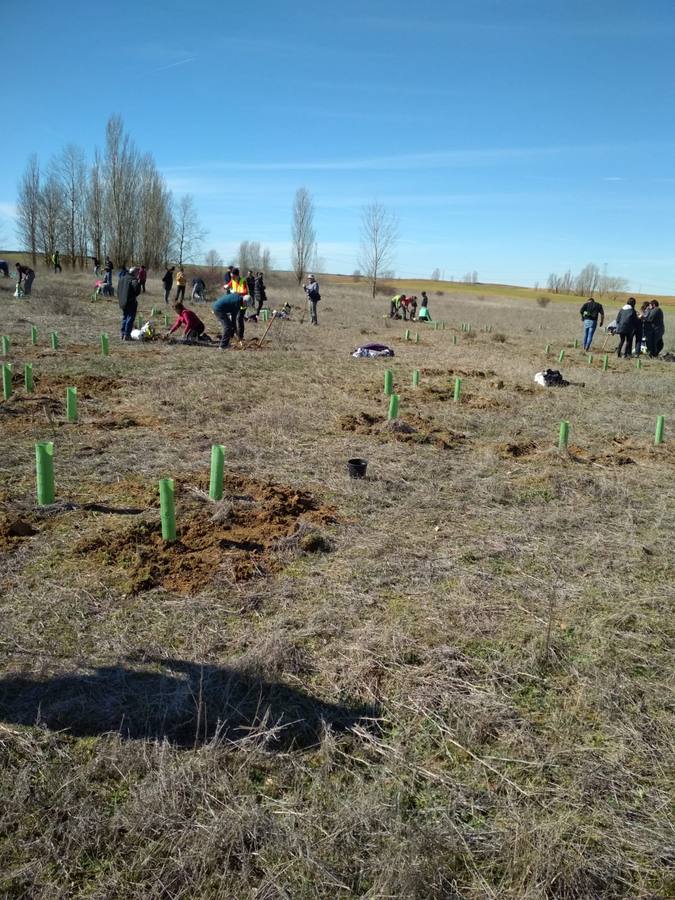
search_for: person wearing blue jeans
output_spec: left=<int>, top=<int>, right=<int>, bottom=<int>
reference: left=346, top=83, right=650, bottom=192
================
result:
left=579, top=297, right=604, bottom=351
left=118, top=271, right=141, bottom=341
left=212, top=294, right=241, bottom=348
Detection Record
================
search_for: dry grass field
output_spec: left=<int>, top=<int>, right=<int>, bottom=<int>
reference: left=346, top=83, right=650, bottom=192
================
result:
left=0, top=266, right=673, bottom=899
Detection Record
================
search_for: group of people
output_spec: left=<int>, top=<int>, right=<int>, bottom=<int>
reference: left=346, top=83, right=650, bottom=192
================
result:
left=389, top=291, right=432, bottom=322
left=580, top=296, right=666, bottom=357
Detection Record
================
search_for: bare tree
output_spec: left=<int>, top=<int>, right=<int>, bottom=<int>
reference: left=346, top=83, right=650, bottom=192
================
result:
left=430, top=267, right=441, bottom=280
left=87, top=151, right=105, bottom=264
left=205, top=249, right=223, bottom=271
left=37, top=174, right=66, bottom=262
left=291, top=187, right=316, bottom=285
left=16, top=154, right=41, bottom=265
left=574, top=263, right=600, bottom=296
left=173, top=194, right=206, bottom=264
left=238, top=240, right=273, bottom=272
left=103, top=115, right=141, bottom=264
left=358, top=201, right=398, bottom=298
left=54, top=144, right=87, bottom=267
left=137, top=153, right=174, bottom=268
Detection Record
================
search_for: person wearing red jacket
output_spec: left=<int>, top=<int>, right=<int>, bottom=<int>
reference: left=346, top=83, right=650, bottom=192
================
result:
left=165, top=303, right=207, bottom=343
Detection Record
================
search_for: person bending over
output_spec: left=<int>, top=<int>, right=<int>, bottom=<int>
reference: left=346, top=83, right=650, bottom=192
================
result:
left=166, top=302, right=207, bottom=343
left=212, top=293, right=242, bottom=349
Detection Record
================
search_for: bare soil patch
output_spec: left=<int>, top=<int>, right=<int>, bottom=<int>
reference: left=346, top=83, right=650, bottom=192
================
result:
left=74, top=474, right=337, bottom=594
left=339, top=411, right=466, bottom=449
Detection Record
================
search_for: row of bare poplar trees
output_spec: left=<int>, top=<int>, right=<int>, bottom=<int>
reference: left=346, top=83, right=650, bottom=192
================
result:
left=15, top=115, right=204, bottom=270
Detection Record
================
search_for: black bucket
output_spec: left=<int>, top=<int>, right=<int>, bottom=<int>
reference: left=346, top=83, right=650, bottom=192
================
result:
left=347, top=457, right=368, bottom=478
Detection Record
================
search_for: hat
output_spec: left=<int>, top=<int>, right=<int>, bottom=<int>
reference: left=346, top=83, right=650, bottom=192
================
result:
left=308, top=274, right=315, bottom=280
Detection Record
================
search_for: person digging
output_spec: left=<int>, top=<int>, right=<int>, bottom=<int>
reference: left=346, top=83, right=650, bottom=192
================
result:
left=164, top=302, right=210, bottom=343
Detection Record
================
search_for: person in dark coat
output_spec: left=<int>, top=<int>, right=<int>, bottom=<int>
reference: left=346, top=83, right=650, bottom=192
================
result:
left=614, top=298, right=638, bottom=357
left=0, top=260, right=9, bottom=277
left=15, top=263, right=35, bottom=295
left=118, top=270, right=142, bottom=341
left=211, top=293, right=241, bottom=349
left=246, top=269, right=255, bottom=298
left=253, top=271, right=267, bottom=313
left=645, top=300, right=665, bottom=357
left=162, top=267, right=175, bottom=304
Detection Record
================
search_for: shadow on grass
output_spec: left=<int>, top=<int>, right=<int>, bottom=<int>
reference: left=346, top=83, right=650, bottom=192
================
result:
left=0, top=658, right=379, bottom=750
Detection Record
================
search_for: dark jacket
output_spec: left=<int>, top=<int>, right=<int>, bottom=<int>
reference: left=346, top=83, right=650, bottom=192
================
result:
left=580, top=299, right=604, bottom=321
left=212, top=294, right=241, bottom=315
left=647, top=307, right=665, bottom=337
left=615, top=305, right=638, bottom=335
left=118, top=274, right=141, bottom=311
left=253, top=275, right=266, bottom=303
left=162, top=269, right=174, bottom=289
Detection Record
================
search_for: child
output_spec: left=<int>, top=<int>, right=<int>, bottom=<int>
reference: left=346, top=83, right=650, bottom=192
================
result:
left=417, top=294, right=432, bottom=322
left=165, top=302, right=208, bottom=343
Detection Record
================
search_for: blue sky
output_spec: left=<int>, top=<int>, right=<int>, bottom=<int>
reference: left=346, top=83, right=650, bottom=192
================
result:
left=2, top=0, right=674, bottom=291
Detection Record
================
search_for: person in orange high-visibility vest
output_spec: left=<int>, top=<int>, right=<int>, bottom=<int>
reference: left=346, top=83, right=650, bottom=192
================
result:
left=224, top=267, right=249, bottom=340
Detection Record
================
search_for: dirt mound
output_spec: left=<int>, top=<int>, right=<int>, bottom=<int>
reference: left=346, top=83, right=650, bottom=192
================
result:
left=498, top=441, right=539, bottom=459
left=339, top=411, right=465, bottom=450
left=0, top=512, right=39, bottom=551
left=36, top=374, right=128, bottom=398
left=74, top=475, right=337, bottom=594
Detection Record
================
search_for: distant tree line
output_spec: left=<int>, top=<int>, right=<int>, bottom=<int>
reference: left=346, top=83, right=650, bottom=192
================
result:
left=15, top=115, right=205, bottom=269
left=547, top=263, right=628, bottom=296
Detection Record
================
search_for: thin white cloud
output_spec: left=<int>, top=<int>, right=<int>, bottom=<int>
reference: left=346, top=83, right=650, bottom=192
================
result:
left=0, top=201, right=17, bottom=220
left=150, top=56, right=196, bottom=73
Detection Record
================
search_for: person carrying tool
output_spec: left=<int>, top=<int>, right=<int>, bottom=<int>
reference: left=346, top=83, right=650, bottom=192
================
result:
left=212, top=293, right=242, bottom=349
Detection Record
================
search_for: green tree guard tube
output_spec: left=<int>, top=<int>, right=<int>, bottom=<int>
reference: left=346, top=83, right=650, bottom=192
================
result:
left=573, top=338, right=578, bottom=348
left=545, top=344, right=551, bottom=354
left=415, top=332, right=419, bottom=343
left=602, top=354, right=609, bottom=371
left=388, top=393, right=400, bottom=420
left=66, top=387, right=77, bottom=423
left=453, top=334, right=458, bottom=345
left=50, top=332, right=59, bottom=350
left=159, top=478, right=176, bottom=542
left=404, top=329, right=410, bottom=341
left=152, top=307, right=158, bottom=316
left=636, top=358, right=641, bottom=370
left=558, top=420, right=570, bottom=450
left=30, top=325, right=38, bottom=345
left=164, top=314, right=169, bottom=327
left=101, top=333, right=109, bottom=356
left=24, top=363, right=33, bottom=393
left=412, top=369, right=420, bottom=386
left=587, top=354, right=593, bottom=365
left=558, top=349, right=565, bottom=363
left=2, top=363, right=11, bottom=400
left=1, top=336, right=9, bottom=355
left=35, top=441, right=55, bottom=506
left=453, top=376, right=462, bottom=402
left=655, top=415, right=665, bottom=445
left=384, top=369, right=394, bottom=396
left=209, top=444, right=225, bottom=501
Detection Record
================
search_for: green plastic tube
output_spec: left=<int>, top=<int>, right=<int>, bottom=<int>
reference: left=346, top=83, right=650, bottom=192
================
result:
left=558, top=349, right=565, bottom=363
left=388, top=393, right=400, bottom=420
left=159, top=478, right=176, bottom=542
left=453, top=376, right=462, bottom=402
left=384, top=369, right=394, bottom=396
left=655, top=415, right=665, bottom=445
left=587, top=354, right=593, bottom=365
left=209, top=444, right=225, bottom=501
left=152, top=306, right=158, bottom=316
left=452, top=334, right=458, bottom=345
left=602, top=354, right=609, bottom=371
left=164, top=314, right=169, bottom=327
left=415, top=332, right=419, bottom=343
left=35, top=441, right=55, bottom=506
left=101, top=333, right=109, bottom=356
left=1, top=335, right=9, bottom=355
left=2, top=363, right=11, bottom=400
left=30, top=325, right=38, bottom=345
left=412, top=369, right=420, bottom=387
left=558, top=420, right=570, bottom=450
left=66, top=387, right=78, bottom=423
left=404, top=329, right=410, bottom=341
left=24, top=363, right=33, bottom=393
left=636, top=358, right=641, bottom=370
left=50, top=332, right=59, bottom=350
left=545, top=344, right=551, bottom=354
left=573, top=338, right=578, bottom=348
